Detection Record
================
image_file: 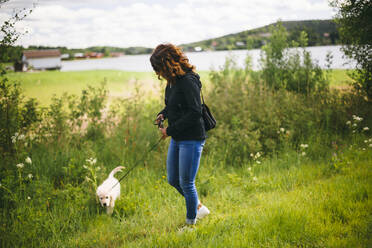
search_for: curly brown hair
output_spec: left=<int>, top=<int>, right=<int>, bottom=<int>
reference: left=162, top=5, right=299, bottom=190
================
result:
left=150, top=43, right=195, bottom=85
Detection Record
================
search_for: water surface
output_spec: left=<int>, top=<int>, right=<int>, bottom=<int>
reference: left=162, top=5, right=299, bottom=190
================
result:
left=61, top=45, right=355, bottom=72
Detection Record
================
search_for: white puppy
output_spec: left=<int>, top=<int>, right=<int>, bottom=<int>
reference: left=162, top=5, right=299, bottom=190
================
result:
left=96, top=166, right=124, bottom=215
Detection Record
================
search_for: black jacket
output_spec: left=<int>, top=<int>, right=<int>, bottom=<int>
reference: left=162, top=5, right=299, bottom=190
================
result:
left=158, top=72, right=206, bottom=141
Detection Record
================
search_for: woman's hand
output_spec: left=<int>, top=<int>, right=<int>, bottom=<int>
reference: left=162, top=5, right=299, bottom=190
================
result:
left=156, top=114, right=164, bottom=125
left=159, top=127, right=168, bottom=139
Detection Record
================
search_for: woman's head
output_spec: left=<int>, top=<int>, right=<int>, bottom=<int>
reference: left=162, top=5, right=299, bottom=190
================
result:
left=150, top=43, right=195, bottom=84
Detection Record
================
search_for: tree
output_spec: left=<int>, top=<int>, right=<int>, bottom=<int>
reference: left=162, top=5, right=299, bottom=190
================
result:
left=0, top=1, right=37, bottom=155
left=260, top=22, right=329, bottom=94
left=0, top=0, right=33, bottom=64
left=330, top=0, right=372, bottom=100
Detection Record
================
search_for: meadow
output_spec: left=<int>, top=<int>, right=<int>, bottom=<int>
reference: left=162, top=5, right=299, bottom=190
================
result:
left=1, top=66, right=371, bottom=247
left=6, top=69, right=350, bottom=106
left=6, top=70, right=211, bottom=106
left=1, top=25, right=371, bottom=247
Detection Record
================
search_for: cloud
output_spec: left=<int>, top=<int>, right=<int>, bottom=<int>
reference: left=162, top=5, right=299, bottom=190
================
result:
left=1, top=0, right=335, bottom=48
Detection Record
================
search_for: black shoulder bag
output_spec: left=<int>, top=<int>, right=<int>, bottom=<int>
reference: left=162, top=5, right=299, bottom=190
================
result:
left=200, top=88, right=216, bottom=131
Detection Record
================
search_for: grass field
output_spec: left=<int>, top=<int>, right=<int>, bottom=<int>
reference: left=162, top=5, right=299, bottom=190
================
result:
left=328, top=69, right=354, bottom=89
left=2, top=68, right=371, bottom=247
left=6, top=69, right=350, bottom=106
left=3, top=138, right=371, bottom=247
left=6, top=70, right=158, bottom=105
left=65, top=146, right=372, bottom=247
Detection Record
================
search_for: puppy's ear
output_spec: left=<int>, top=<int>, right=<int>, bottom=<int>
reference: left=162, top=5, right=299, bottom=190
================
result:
left=110, top=195, right=114, bottom=207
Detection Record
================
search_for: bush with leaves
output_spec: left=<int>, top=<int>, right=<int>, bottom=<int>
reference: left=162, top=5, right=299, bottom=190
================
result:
left=204, top=23, right=370, bottom=165
left=260, top=22, right=330, bottom=94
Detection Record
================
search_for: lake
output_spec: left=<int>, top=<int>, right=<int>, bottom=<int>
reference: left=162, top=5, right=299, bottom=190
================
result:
left=61, top=45, right=355, bottom=72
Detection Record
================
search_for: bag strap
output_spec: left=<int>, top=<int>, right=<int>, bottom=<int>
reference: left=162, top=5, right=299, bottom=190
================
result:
left=200, top=86, right=205, bottom=105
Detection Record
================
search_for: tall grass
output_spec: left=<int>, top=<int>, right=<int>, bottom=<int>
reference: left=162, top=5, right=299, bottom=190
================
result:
left=1, top=25, right=371, bottom=247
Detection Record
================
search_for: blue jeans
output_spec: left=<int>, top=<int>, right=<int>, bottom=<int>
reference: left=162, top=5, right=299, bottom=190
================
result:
left=167, top=138, right=205, bottom=222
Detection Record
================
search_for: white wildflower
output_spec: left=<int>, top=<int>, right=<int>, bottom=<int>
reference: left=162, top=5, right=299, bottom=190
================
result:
left=248, top=167, right=252, bottom=171
left=280, top=128, right=285, bottom=133
left=11, top=133, right=18, bottom=143
left=254, top=152, right=261, bottom=159
left=277, top=131, right=280, bottom=134
left=369, top=143, right=372, bottom=147
left=25, top=157, right=32, bottom=164
left=369, top=138, right=372, bottom=142
left=286, top=130, right=290, bottom=135
left=83, top=165, right=88, bottom=169
left=96, top=166, right=101, bottom=171
left=252, top=176, right=258, bottom=182
left=300, top=144, right=308, bottom=149
left=352, top=123, right=357, bottom=127
left=365, top=140, right=368, bottom=143
left=27, top=196, right=31, bottom=200
left=250, top=153, right=254, bottom=157
left=27, top=173, right=33, bottom=179
left=346, top=121, right=351, bottom=125
left=363, top=127, right=369, bottom=131
left=18, top=134, right=25, bottom=140
left=362, top=148, right=366, bottom=151
left=86, top=157, right=97, bottom=165
left=301, top=152, right=306, bottom=156
left=256, top=161, right=261, bottom=164
left=352, top=115, right=363, bottom=122
left=16, top=163, right=24, bottom=169
left=352, top=130, right=356, bottom=133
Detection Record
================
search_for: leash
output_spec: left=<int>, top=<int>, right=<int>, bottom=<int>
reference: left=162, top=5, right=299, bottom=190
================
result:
left=109, top=119, right=164, bottom=191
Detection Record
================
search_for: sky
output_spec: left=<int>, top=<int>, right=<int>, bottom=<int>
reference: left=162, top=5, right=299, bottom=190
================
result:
left=0, top=0, right=336, bottom=49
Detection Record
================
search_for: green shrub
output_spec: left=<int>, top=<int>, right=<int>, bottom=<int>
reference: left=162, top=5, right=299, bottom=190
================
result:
left=204, top=23, right=371, bottom=165
left=261, top=22, right=329, bottom=94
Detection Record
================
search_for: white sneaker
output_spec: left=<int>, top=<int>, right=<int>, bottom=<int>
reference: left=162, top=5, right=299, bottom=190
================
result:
left=196, top=203, right=210, bottom=219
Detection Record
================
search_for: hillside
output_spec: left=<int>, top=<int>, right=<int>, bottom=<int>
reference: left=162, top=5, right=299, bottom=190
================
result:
left=0, top=19, right=340, bottom=63
left=181, top=19, right=340, bottom=52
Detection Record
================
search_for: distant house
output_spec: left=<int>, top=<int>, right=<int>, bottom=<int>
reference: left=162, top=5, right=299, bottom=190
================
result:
left=74, top=53, right=85, bottom=59
left=85, top=52, right=104, bottom=58
left=258, top=32, right=271, bottom=38
left=194, top=46, right=203, bottom=52
left=22, top=49, right=61, bottom=71
left=110, top=52, right=125, bottom=57
left=236, top=41, right=245, bottom=47
left=61, top=53, right=70, bottom=60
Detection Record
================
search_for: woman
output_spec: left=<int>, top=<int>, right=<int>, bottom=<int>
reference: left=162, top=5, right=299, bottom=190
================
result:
left=150, top=43, right=210, bottom=225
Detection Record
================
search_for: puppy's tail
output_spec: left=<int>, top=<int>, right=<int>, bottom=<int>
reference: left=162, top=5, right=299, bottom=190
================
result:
left=109, top=166, right=125, bottom=178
